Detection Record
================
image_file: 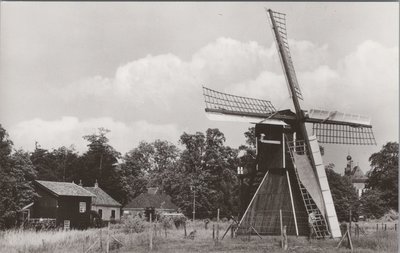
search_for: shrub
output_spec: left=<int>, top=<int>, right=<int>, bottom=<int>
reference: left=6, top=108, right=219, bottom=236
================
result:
left=120, top=215, right=146, bottom=233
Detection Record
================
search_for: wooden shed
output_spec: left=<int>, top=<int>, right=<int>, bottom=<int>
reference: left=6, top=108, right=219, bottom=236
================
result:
left=26, top=180, right=95, bottom=229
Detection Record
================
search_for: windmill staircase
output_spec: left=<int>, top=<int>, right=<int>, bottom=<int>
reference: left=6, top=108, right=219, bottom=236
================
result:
left=286, top=138, right=330, bottom=238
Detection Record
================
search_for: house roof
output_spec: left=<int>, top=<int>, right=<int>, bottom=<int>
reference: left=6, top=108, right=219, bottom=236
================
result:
left=124, top=189, right=178, bottom=210
left=351, top=166, right=366, bottom=178
left=84, top=186, right=121, bottom=207
left=35, top=180, right=95, bottom=197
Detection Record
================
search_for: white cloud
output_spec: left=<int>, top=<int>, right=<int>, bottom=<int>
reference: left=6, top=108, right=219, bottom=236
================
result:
left=9, top=117, right=181, bottom=154
left=17, top=37, right=398, bottom=153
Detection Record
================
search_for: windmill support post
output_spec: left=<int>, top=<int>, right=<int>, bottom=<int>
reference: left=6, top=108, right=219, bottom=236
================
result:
left=286, top=169, right=299, bottom=236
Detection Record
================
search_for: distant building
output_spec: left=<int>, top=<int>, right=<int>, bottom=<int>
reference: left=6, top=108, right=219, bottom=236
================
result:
left=21, top=180, right=94, bottom=229
left=84, top=181, right=122, bottom=221
left=123, top=187, right=178, bottom=216
left=344, top=155, right=368, bottom=197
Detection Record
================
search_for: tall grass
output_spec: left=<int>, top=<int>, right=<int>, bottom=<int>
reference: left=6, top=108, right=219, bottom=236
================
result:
left=0, top=221, right=397, bottom=253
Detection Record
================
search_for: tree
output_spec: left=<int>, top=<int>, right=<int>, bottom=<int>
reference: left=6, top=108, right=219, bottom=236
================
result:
left=0, top=125, right=36, bottom=228
left=359, top=189, right=387, bottom=219
left=121, top=140, right=179, bottom=202
left=325, top=164, right=359, bottom=222
left=166, top=129, right=239, bottom=219
left=79, top=128, right=128, bottom=204
left=366, top=142, right=398, bottom=211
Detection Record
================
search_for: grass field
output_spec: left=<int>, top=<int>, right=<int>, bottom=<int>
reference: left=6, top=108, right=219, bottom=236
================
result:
left=0, top=221, right=397, bottom=253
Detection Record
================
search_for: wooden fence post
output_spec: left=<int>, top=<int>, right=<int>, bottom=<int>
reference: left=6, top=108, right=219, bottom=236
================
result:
left=100, top=228, right=103, bottom=250
left=149, top=213, right=153, bottom=251
left=280, top=209, right=283, bottom=239
left=212, top=224, right=215, bottom=240
left=385, top=224, right=387, bottom=231
left=215, top=209, right=220, bottom=245
left=349, top=209, right=352, bottom=237
left=184, top=222, right=187, bottom=238
left=282, top=225, right=288, bottom=250
left=395, top=224, right=397, bottom=231
left=376, top=223, right=378, bottom=231
left=106, top=222, right=110, bottom=253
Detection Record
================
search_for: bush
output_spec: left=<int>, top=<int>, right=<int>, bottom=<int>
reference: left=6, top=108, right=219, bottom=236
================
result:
left=120, top=215, right=146, bottom=233
left=158, top=213, right=187, bottom=229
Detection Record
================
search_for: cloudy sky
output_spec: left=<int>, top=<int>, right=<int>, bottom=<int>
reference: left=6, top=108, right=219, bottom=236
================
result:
left=1, top=2, right=398, bottom=174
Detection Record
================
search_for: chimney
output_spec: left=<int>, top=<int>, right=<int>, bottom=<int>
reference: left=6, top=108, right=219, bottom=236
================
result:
left=94, top=179, right=98, bottom=188
left=79, top=179, right=82, bottom=186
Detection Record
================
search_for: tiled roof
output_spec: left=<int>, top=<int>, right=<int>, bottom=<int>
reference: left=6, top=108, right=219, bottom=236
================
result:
left=351, top=166, right=366, bottom=178
left=84, top=187, right=121, bottom=207
left=124, top=192, right=178, bottom=210
left=35, top=180, right=95, bottom=197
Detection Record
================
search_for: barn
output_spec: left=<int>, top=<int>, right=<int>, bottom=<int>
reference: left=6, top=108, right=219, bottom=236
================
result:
left=22, top=180, right=95, bottom=229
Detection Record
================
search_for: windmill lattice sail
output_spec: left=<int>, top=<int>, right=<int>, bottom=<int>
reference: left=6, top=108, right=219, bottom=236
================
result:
left=307, top=109, right=376, bottom=145
left=202, top=86, right=276, bottom=118
left=266, top=9, right=303, bottom=100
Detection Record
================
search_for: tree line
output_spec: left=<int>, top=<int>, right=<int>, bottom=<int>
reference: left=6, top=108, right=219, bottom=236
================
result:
left=0, top=124, right=397, bottom=228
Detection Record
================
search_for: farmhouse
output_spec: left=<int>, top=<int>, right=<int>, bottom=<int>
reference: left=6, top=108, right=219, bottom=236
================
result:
left=123, top=187, right=178, bottom=216
left=22, top=180, right=95, bottom=229
left=84, top=181, right=122, bottom=221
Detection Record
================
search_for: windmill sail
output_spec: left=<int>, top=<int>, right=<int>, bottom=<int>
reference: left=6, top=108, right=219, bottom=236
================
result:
left=307, top=109, right=376, bottom=145
left=202, top=86, right=276, bottom=119
left=266, top=9, right=303, bottom=100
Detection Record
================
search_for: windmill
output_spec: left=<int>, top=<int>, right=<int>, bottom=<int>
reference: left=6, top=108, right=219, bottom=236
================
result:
left=202, top=9, right=376, bottom=238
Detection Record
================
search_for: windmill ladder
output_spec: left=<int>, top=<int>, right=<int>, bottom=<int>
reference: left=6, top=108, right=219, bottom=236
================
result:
left=285, top=136, right=330, bottom=239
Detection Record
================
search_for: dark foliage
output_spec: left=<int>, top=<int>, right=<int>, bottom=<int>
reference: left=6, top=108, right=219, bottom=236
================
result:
left=366, top=142, right=398, bottom=211
left=325, top=164, right=359, bottom=222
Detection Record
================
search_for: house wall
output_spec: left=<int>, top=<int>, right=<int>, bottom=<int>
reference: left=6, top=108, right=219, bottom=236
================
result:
left=352, top=182, right=366, bottom=198
left=31, top=187, right=58, bottom=219
left=32, top=187, right=92, bottom=229
left=58, top=196, right=92, bottom=228
left=91, top=205, right=120, bottom=221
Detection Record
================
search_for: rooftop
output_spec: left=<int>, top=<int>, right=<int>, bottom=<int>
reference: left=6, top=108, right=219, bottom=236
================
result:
left=35, top=180, right=95, bottom=197
left=125, top=188, right=178, bottom=210
left=84, top=186, right=121, bottom=207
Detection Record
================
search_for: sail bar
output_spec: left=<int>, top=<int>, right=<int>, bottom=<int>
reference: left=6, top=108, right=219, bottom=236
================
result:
left=266, top=9, right=303, bottom=100
left=202, top=86, right=276, bottom=118
left=312, top=123, right=376, bottom=145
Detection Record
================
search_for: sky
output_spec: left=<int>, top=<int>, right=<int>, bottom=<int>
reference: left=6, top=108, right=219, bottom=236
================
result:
left=0, top=2, right=398, bottom=174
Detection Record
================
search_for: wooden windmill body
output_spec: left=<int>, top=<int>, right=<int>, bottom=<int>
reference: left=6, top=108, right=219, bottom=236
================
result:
left=202, top=9, right=376, bottom=238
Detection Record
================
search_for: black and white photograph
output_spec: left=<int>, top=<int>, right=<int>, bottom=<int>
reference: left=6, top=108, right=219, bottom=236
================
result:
left=0, top=1, right=398, bottom=252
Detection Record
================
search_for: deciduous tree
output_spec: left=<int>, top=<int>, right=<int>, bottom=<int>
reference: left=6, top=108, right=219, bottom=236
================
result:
left=366, top=142, right=398, bottom=211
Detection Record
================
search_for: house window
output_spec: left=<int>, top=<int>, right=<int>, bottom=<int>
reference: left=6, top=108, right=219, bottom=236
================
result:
left=79, top=202, right=86, bottom=213
left=98, top=209, right=102, bottom=218
left=111, top=210, right=116, bottom=219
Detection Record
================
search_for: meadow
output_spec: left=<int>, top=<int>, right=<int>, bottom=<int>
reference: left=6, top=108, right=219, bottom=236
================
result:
left=0, top=220, right=397, bottom=253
